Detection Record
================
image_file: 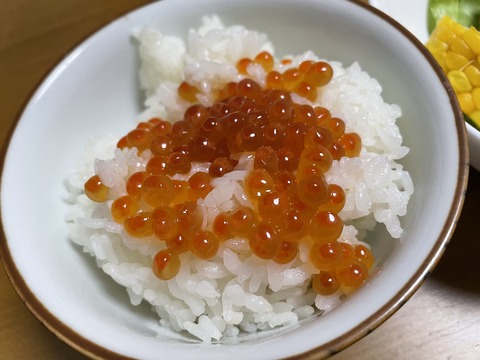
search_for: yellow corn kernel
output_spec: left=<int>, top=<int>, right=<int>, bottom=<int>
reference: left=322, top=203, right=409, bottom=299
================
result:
left=426, top=37, right=448, bottom=54
left=458, top=93, right=475, bottom=114
left=450, top=38, right=476, bottom=60
left=436, top=22, right=457, bottom=44
left=464, top=64, right=480, bottom=87
left=469, top=111, right=480, bottom=127
left=431, top=51, right=447, bottom=71
left=448, top=70, right=472, bottom=93
left=472, top=88, right=480, bottom=109
left=445, top=16, right=466, bottom=37
left=463, top=28, right=480, bottom=54
left=445, top=51, right=470, bottom=70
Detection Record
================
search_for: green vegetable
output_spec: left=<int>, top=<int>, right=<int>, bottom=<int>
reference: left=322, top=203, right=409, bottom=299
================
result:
left=428, top=0, right=480, bottom=33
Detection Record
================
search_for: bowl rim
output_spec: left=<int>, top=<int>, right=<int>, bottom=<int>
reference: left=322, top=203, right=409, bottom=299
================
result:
left=0, top=0, right=469, bottom=359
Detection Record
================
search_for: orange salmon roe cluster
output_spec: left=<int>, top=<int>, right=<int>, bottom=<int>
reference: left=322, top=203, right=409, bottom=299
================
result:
left=230, top=51, right=333, bottom=103
left=84, top=52, right=373, bottom=293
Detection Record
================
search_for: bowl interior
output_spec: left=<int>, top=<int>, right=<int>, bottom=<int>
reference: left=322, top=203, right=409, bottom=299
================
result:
left=0, top=0, right=466, bottom=359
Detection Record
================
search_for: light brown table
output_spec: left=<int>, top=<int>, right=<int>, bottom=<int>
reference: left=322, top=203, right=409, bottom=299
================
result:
left=1, top=1, right=479, bottom=359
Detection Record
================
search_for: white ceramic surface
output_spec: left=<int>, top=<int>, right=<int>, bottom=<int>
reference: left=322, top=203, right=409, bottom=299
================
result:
left=0, top=0, right=468, bottom=359
left=370, top=0, right=480, bottom=171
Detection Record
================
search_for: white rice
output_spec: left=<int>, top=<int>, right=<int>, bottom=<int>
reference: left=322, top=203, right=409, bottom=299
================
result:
left=66, top=16, right=413, bottom=342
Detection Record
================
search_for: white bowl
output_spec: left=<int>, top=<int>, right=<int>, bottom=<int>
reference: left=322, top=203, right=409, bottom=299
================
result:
left=0, top=0, right=468, bottom=359
left=370, top=0, right=480, bottom=171
left=467, top=123, right=480, bottom=170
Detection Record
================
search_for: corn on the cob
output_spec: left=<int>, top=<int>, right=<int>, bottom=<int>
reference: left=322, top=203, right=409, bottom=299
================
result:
left=426, top=16, right=480, bottom=128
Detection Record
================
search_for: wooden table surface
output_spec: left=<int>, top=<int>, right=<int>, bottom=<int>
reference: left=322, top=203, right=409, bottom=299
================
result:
left=1, top=1, right=479, bottom=359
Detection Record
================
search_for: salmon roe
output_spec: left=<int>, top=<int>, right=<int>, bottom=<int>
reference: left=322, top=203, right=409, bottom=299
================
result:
left=84, top=175, right=108, bottom=202
left=84, top=51, right=371, bottom=291
left=152, top=249, right=181, bottom=280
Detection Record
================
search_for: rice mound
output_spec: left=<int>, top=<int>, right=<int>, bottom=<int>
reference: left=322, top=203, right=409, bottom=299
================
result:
left=65, top=16, right=413, bottom=342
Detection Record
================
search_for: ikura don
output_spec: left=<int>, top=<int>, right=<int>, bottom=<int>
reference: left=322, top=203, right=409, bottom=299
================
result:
left=84, top=55, right=370, bottom=294
left=69, top=15, right=413, bottom=342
